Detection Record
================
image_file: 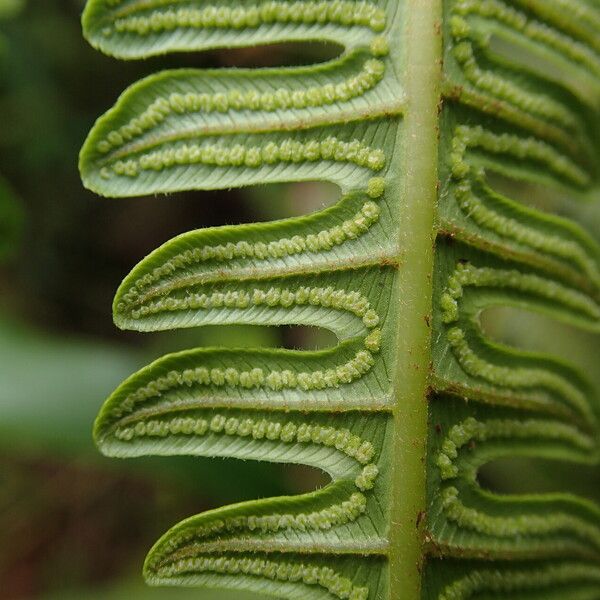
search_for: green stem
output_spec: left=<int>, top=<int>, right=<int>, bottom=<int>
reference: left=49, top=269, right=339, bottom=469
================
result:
left=389, top=0, right=442, bottom=597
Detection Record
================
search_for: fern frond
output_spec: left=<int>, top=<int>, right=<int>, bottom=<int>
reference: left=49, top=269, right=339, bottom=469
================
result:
left=82, top=0, right=388, bottom=59
left=427, top=0, right=600, bottom=594
left=80, top=0, right=599, bottom=598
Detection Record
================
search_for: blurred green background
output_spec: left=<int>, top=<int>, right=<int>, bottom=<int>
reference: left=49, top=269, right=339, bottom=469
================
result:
left=0, top=1, right=598, bottom=599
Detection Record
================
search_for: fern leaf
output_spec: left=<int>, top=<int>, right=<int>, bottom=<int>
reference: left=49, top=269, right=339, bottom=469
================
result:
left=80, top=0, right=599, bottom=598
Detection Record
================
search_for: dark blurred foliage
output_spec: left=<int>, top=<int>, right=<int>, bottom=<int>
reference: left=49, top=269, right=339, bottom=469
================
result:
left=0, top=453, right=202, bottom=598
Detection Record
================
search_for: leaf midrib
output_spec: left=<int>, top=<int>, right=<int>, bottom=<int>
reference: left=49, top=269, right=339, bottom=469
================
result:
left=388, top=1, right=443, bottom=598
